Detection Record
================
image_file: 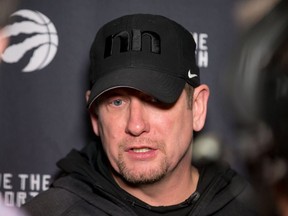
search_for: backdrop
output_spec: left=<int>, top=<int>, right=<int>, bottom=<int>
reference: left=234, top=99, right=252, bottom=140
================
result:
left=0, top=0, right=242, bottom=207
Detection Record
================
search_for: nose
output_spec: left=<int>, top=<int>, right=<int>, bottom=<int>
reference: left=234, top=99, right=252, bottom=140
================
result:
left=125, top=98, right=150, bottom=136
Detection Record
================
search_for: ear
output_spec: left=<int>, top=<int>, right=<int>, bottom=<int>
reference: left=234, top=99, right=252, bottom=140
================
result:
left=192, top=84, right=210, bottom=131
left=86, top=90, right=100, bottom=136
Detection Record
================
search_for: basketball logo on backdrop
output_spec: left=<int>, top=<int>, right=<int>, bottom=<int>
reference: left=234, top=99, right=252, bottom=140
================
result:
left=0, top=9, right=58, bottom=72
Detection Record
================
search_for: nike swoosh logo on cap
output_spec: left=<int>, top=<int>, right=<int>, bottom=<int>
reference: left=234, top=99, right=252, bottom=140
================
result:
left=188, top=70, right=198, bottom=79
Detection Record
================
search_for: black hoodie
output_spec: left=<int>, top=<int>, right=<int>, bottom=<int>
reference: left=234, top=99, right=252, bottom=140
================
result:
left=23, top=141, right=258, bottom=216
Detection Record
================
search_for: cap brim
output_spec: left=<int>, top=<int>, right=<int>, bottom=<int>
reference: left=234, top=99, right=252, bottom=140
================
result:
left=87, top=68, right=186, bottom=108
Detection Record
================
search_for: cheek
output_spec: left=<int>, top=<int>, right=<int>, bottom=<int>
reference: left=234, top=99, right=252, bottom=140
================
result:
left=158, top=110, right=193, bottom=151
left=156, top=107, right=193, bottom=135
left=97, top=116, right=118, bottom=152
left=97, top=108, right=124, bottom=140
left=99, top=128, right=121, bottom=171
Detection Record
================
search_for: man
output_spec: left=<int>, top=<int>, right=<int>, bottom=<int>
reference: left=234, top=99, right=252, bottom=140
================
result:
left=23, top=14, right=257, bottom=215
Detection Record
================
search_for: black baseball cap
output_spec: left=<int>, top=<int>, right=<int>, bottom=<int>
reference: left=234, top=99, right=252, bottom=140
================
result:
left=87, top=14, right=200, bottom=108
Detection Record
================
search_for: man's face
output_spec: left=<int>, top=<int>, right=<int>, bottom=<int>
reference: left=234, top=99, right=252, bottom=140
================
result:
left=89, top=85, right=209, bottom=185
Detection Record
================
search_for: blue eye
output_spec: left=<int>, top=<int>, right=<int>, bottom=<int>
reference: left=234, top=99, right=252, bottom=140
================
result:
left=112, top=99, right=123, bottom=106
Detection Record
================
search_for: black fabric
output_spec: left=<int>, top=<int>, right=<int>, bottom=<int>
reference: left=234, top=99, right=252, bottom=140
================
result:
left=23, top=141, right=259, bottom=216
left=88, top=14, right=200, bottom=107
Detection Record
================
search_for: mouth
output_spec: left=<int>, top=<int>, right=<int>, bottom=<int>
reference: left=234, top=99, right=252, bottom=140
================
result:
left=125, top=146, right=158, bottom=160
left=131, top=147, right=153, bottom=153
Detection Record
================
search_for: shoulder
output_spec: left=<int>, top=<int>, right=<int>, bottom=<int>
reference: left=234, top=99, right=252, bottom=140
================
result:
left=23, top=185, right=82, bottom=216
left=22, top=175, right=136, bottom=216
left=22, top=176, right=107, bottom=216
left=196, top=162, right=259, bottom=216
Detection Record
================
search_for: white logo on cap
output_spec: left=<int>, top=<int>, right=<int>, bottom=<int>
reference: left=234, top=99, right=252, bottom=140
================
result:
left=188, top=70, right=197, bottom=79
left=0, top=9, right=58, bottom=72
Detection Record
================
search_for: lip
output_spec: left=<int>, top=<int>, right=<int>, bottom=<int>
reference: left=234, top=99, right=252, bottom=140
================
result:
left=125, top=146, right=158, bottom=160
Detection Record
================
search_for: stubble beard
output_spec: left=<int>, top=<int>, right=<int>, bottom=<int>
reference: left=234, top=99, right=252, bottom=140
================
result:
left=116, top=138, right=168, bottom=185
